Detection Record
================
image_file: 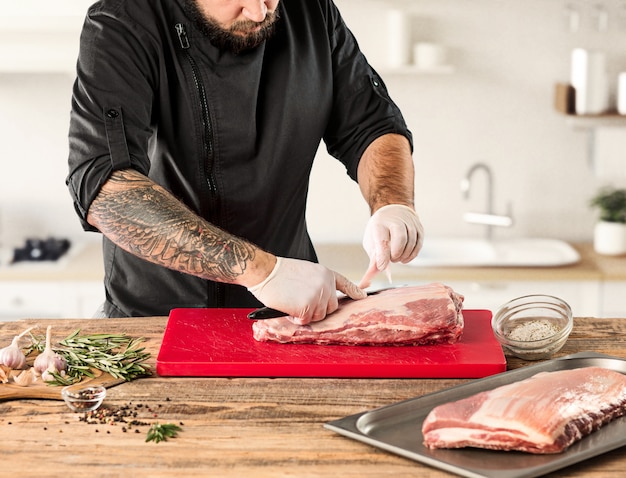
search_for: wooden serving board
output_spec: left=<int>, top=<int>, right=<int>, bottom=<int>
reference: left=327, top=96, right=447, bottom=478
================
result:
left=0, top=368, right=125, bottom=401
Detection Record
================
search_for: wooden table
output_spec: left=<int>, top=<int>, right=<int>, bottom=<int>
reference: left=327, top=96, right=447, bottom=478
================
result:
left=1, top=316, right=625, bottom=477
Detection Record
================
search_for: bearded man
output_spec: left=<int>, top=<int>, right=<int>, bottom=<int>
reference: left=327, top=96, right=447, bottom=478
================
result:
left=66, top=0, right=423, bottom=321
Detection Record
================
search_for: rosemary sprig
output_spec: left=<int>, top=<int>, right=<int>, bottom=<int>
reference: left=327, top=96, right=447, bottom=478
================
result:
left=28, top=329, right=151, bottom=386
left=146, top=423, right=182, bottom=443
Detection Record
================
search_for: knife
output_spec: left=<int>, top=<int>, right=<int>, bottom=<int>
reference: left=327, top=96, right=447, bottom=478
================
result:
left=247, top=286, right=400, bottom=320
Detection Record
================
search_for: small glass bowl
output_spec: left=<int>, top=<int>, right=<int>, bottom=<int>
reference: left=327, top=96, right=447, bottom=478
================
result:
left=492, top=294, right=573, bottom=361
left=62, top=385, right=106, bottom=412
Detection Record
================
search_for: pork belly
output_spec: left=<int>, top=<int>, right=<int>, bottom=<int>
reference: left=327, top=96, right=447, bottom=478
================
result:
left=252, top=283, right=464, bottom=346
left=422, top=366, right=626, bottom=454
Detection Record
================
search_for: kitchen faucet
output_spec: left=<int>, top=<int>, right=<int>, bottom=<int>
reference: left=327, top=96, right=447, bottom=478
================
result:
left=461, top=162, right=513, bottom=240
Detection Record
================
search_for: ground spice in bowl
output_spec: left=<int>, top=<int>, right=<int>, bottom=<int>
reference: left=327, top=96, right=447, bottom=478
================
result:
left=492, top=294, right=574, bottom=360
left=506, top=320, right=562, bottom=341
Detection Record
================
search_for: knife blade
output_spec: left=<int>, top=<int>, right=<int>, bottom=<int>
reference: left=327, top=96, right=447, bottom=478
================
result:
left=247, top=286, right=399, bottom=320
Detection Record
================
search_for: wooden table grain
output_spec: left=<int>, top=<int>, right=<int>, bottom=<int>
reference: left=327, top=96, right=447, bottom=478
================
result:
left=1, top=316, right=625, bottom=477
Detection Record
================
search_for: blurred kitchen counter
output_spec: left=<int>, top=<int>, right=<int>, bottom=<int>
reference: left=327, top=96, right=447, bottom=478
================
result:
left=0, top=242, right=104, bottom=318
left=0, top=241, right=623, bottom=283
left=0, top=241, right=104, bottom=282
left=315, top=242, right=625, bottom=282
left=0, top=241, right=623, bottom=318
left=317, top=242, right=626, bottom=316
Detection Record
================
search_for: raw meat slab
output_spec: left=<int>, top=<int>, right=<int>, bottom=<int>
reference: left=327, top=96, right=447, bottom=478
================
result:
left=156, top=308, right=505, bottom=378
left=422, top=366, right=626, bottom=453
left=325, top=354, right=626, bottom=478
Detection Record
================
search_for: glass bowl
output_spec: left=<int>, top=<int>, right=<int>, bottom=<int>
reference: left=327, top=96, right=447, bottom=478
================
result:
left=491, top=294, right=573, bottom=361
left=62, top=385, right=106, bottom=412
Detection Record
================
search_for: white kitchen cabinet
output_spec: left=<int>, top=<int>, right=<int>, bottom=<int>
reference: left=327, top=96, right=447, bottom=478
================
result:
left=0, top=282, right=65, bottom=320
left=442, top=280, right=602, bottom=317
left=0, top=277, right=622, bottom=320
left=61, top=282, right=105, bottom=318
left=600, top=281, right=626, bottom=317
left=0, top=281, right=102, bottom=321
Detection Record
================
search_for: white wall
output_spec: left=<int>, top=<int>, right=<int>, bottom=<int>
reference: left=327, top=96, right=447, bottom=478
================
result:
left=1, top=0, right=625, bottom=251
left=308, top=0, right=626, bottom=243
left=0, top=0, right=92, bottom=249
left=0, top=74, right=85, bottom=248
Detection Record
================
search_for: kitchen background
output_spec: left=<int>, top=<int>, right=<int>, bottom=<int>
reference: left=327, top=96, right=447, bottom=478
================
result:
left=310, top=0, right=626, bottom=244
left=1, top=0, right=625, bottom=318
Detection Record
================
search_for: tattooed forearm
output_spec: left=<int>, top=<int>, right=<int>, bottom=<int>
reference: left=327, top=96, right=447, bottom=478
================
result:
left=87, top=169, right=257, bottom=283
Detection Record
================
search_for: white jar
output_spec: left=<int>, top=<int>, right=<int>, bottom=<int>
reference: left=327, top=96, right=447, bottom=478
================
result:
left=593, top=221, right=626, bottom=256
left=386, top=10, right=411, bottom=68
left=571, top=49, right=609, bottom=115
left=618, top=72, right=626, bottom=115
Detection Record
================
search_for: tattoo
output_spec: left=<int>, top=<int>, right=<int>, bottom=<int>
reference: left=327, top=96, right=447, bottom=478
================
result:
left=88, top=170, right=256, bottom=282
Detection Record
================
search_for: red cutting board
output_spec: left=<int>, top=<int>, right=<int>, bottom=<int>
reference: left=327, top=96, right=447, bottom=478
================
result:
left=156, top=308, right=506, bottom=378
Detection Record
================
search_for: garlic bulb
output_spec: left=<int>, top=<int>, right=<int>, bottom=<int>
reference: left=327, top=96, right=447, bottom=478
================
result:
left=33, top=325, right=67, bottom=375
left=0, top=326, right=35, bottom=369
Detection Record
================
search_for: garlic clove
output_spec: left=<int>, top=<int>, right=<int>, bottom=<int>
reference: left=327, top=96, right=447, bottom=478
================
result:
left=0, top=364, right=10, bottom=383
left=41, top=368, right=56, bottom=382
left=13, top=368, right=35, bottom=387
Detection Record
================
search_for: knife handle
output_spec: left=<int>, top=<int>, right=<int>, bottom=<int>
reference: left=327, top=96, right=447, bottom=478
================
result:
left=247, top=307, right=288, bottom=320
left=247, top=286, right=402, bottom=320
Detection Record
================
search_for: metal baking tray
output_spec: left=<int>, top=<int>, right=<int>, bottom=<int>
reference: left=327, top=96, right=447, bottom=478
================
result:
left=325, top=352, right=626, bottom=478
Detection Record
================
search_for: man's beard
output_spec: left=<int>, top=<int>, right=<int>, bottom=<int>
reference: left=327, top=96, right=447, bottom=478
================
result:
left=182, top=1, right=280, bottom=55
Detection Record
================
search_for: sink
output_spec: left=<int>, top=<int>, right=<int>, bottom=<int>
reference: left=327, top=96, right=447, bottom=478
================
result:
left=408, top=238, right=580, bottom=267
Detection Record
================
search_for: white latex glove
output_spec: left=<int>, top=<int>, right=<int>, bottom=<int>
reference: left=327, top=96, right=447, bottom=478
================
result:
left=359, top=204, right=424, bottom=288
left=248, top=257, right=366, bottom=325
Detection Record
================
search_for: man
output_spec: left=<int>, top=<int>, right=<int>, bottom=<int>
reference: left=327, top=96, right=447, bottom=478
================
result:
left=66, top=0, right=423, bottom=322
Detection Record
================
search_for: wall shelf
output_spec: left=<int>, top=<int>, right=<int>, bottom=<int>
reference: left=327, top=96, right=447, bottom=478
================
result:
left=562, top=113, right=626, bottom=172
left=564, top=114, right=626, bottom=130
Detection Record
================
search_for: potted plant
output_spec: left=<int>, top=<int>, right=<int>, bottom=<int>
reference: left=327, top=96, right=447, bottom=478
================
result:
left=590, top=188, right=626, bottom=255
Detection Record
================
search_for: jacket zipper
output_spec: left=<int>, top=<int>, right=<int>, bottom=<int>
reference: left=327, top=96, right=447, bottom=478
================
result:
left=175, top=24, right=219, bottom=218
left=175, top=23, right=224, bottom=306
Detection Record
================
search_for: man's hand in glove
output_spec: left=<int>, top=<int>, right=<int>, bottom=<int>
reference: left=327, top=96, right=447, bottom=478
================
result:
left=359, top=204, right=424, bottom=288
left=248, top=257, right=366, bottom=325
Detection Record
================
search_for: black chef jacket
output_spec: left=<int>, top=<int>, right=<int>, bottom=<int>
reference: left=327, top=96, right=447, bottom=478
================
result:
left=66, top=0, right=413, bottom=317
